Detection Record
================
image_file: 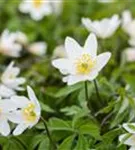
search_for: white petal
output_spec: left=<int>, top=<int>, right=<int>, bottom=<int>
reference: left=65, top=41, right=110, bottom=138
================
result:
left=27, top=86, right=41, bottom=114
left=123, top=123, right=135, bottom=134
left=0, top=119, right=10, bottom=136
left=4, top=78, right=26, bottom=90
left=8, top=110, right=24, bottom=124
left=129, top=37, right=135, bottom=47
left=0, top=84, right=16, bottom=98
left=129, top=146, right=135, bottom=150
left=82, top=18, right=97, bottom=33
left=119, top=134, right=127, bottom=142
left=119, top=133, right=135, bottom=146
left=0, top=99, right=17, bottom=112
left=28, top=42, right=47, bottom=56
left=94, top=52, right=111, bottom=72
left=10, top=96, right=29, bottom=108
left=19, top=1, right=31, bottom=13
left=87, top=71, right=98, bottom=81
left=122, top=10, right=132, bottom=28
left=62, top=76, right=69, bottom=83
left=13, top=123, right=29, bottom=136
left=52, top=58, right=72, bottom=74
left=124, top=47, right=135, bottom=62
left=84, top=33, right=97, bottom=58
left=67, top=75, right=86, bottom=85
left=65, top=37, right=82, bottom=59
left=123, top=135, right=135, bottom=146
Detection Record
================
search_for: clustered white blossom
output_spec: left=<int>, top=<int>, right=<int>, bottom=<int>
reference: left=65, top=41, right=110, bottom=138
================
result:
left=52, top=33, right=111, bottom=85
left=0, top=62, right=41, bottom=136
left=122, top=10, right=135, bottom=62
left=82, top=14, right=121, bottom=39
left=0, top=61, right=25, bottom=98
left=19, top=0, right=62, bottom=21
left=0, top=29, right=47, bottom=57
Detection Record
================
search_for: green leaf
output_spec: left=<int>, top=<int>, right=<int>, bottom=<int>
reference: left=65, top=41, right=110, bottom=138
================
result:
left=49, top=118, right=73, bottom=132
left=74, top=135, right=89, bottom=150
left=55, top=83, right=83, bottom=98
left=28, top=134, right=45, bottom=150
left=38, top=137, right=50, bottom=150
left=60, top=105, right=82, bottom=116
left=3, top=139, right=25, bottom=150
left=102, top=128, right=123, bottom=144
left=40, top=102, right=55, bottom=113
left=58, top=135, right=75, bottom=150
left=79, top=123, right=101, bottom=140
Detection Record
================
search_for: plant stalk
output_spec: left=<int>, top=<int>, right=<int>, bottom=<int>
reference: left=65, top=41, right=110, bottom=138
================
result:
left=94, top=80, right=101, bottom=101
left=41, top=116, right=57, bottom=150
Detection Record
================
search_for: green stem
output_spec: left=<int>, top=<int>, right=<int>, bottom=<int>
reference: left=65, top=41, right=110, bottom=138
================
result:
left=40, top=117, right=57, bottom=150
left=94, top=80, right=101, bottom=101
left=85, top=81, right=92, bottom=111
left=84, top=81, right=89, bottom=102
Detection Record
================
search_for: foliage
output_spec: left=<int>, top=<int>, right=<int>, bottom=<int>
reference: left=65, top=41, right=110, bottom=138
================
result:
left=0, top=0, right=135, bottom=149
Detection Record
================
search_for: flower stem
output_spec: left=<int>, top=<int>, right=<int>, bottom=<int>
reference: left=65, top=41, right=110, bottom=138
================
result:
left=85, top=81, right=92, bottom=111
left=94, top=80, right=101, bottom=101
left=40, top=116, right=57, bottom=150
left=84, top=81, right=89, bottom=102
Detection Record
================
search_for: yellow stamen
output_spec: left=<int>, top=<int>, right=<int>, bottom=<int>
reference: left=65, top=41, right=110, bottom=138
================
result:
left=0, top=108, right=2, bottom=115
left=75, top=54, right=95, bottom=75
left=9, top=74, right=15, bottom=79
left=33, top=0, right=42, bottom=8
left=23, top=103, right=37, bottom=122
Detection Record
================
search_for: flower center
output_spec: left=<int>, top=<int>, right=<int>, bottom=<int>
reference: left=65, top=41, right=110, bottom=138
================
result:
left=33, top=0, right=42, bottom=8
left=0, top=108, right=2, bottom=116
left=9, top=74, right=15, bottom=79
left=75, top=54, right=95, bottom=75
left=23, top=103, right=37, bottom=122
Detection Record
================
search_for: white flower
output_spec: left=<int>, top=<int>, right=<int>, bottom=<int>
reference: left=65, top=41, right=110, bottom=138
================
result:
left=52, top=45, right=67, bottom=59
left=122, top=10, right=135, bottom=37
left=52, top=33, right=111, bottom=85
left=82, top=14, right=120, bottom=39
left=119, top=123, right=135, bottom=150
left=0, top=85, right=16, bottom=98
left=0, top=30, right=22, bottom=57
left=123, top=48, right=135, bottom=62
left=19, top=0, right=62, bottom=21
left=129, top=37, right=135, bottom=47
left=9, top=86, right=41, bottom=136
left=1, top=61, right=25, bottom=93
left=14, top=31, right=28, bottom=45
left=27, top=42, right=47, bottom=56
left=122, top=10, right=135, bottom=46
left=0, top=98, right=17, bottom=136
